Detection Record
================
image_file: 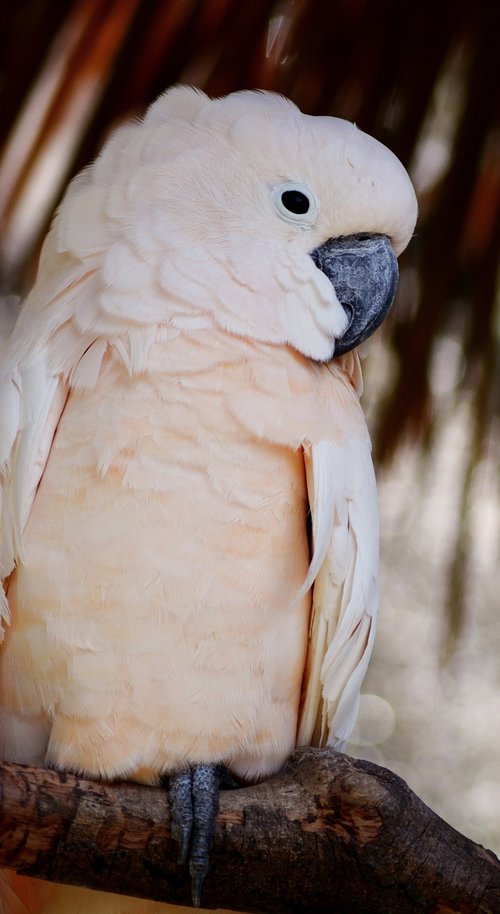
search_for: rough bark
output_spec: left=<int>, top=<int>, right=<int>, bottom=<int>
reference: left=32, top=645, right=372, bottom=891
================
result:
left=0, top=748, right=498, bottom=913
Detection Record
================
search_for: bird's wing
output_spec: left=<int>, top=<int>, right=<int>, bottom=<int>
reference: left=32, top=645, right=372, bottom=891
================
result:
left=297, top=429, right=379, bottom=750
left=0, top=180, right=108, bottom=633
left=0, top=343, right=68, bottom=606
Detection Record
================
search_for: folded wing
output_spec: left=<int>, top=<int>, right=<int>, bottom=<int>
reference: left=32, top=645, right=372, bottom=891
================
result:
left=298, top=432, right=378, bottom=749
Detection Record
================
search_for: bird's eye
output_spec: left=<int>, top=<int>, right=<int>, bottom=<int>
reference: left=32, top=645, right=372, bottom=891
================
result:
left=271, top=181, right=319, bottom=226
left=281, top=190, right=310, bottom=214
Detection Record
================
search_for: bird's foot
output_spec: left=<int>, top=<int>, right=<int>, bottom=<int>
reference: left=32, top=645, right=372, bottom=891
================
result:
left=169, top=763, right=238, bottom=907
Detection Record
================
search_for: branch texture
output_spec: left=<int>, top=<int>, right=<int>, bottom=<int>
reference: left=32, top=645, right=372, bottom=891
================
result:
left=0, top=749, right=499, bottom=913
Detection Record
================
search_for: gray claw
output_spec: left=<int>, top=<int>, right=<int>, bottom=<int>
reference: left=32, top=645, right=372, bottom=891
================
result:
left=190, top=864, right=206, bottom=908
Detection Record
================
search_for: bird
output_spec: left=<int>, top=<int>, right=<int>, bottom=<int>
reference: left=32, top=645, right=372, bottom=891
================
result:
left=0, top=86, right=417, bottom=913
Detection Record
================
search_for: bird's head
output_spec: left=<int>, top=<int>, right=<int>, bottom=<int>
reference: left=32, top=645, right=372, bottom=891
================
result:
left=56, top=86, right=417, bottom=361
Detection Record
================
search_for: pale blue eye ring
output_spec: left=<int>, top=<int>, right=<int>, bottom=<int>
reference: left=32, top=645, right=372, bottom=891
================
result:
left=271, top=181, right=319, bottom=225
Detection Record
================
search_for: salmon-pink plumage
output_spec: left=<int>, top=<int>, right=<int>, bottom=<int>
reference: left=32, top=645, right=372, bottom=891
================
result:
left=0, top=86, right=417, bottom=912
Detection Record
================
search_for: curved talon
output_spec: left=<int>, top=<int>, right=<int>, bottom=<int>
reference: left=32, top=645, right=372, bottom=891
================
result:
left=190, top=864, right=207, bottom=909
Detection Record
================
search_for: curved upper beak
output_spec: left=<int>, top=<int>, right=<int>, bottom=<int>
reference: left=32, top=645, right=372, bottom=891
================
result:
left=310, top=233, right=398, bottom=356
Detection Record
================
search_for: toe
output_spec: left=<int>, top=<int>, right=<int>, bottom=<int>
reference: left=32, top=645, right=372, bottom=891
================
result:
left=189, top=764, right=222, bottom=906
left=169, top=768, right=193, bottom=865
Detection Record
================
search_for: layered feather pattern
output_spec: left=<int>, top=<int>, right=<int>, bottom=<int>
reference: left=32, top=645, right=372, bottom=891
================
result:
left=0, top=86, right=417, bottom=913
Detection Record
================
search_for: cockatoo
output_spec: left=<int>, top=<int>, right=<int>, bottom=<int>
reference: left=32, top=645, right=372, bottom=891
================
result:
left=0, top=86, right=417, bottom=913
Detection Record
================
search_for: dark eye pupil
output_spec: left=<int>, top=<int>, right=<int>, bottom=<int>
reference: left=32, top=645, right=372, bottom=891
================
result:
left=281, top=190, right=310, bottom=214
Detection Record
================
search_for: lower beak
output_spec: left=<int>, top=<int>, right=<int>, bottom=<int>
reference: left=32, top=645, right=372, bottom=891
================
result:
left=310, top=233, right=398, bottom=355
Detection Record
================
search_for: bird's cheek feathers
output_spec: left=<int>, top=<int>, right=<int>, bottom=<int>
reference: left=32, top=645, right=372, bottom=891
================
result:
left=95, top=231, right=349, bottom=363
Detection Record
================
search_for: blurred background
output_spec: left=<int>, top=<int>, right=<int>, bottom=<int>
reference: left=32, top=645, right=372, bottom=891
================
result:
left=0, top=0, right=498, bottom=854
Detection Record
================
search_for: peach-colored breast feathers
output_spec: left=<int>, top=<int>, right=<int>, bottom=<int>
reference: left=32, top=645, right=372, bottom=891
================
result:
left=0, top=85, right=417, bottom=913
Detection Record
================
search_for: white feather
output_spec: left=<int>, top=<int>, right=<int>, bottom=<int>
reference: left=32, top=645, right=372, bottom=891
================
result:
left=298, top=434, right=379, bottom=749
left=0, top=87, right=417, bottom=912
left=0, top=374, right=21, bottom=472
left=70, top=340, right=108, bottom=389
left=298, top=440, right=337, bottom=600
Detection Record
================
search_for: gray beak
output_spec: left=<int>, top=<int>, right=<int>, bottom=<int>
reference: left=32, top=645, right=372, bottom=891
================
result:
left=310, top=233, right=398, bottom=356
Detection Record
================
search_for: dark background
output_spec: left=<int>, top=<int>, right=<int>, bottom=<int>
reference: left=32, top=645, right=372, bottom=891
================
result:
left=0, top=0, right=498, bottom=852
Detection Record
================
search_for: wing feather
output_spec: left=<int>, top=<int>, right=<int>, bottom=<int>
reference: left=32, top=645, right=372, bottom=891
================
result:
left=0, top=329, right=72, bottom=633
left=0, top=221, right=105, bottom=635
left=297, top=434, right=378, bottom=749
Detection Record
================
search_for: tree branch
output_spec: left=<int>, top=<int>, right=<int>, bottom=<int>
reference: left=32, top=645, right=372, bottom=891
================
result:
left=0, top=749, right=498, bottom=913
